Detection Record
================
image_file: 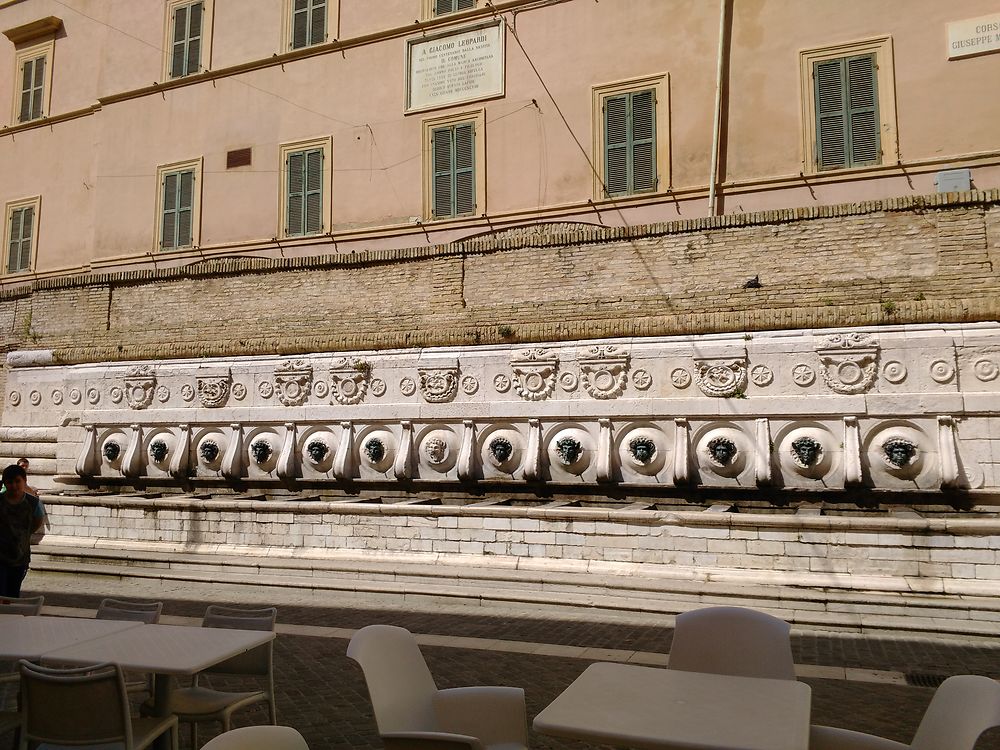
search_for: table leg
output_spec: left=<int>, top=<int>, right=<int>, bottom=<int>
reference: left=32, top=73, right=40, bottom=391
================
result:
left=152, top=672, right=172, bottom=750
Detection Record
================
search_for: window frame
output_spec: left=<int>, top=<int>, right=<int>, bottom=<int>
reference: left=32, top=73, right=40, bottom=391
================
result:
left=11, top=39, right=54, bottom=125
left=799, top=37, right=897, bottom=175
left=278, top=137, right=333, bottom=238
left=591, top=73, right=669, bottom=201
left=3, top=196, right=41, bottom=276
left=421, top=109, right=486, bottom=222
left=154, top=158, right=203, bottom=252
left=162, top=0, right=214, bottom=81
left=281, top=0, right=338, bottom=53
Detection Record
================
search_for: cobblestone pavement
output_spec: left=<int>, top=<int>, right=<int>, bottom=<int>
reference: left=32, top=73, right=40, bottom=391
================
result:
left=8, top=586, right=1000, bottom=750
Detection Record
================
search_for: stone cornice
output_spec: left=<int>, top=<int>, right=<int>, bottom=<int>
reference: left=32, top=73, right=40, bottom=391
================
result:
left=2, top=14, right=61, bottom=44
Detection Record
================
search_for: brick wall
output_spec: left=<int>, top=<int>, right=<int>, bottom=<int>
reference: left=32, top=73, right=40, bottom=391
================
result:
left=1, top=191, right=998, bottom=370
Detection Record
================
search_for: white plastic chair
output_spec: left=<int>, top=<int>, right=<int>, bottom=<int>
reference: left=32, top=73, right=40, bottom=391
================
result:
left=346, top=624, right=527, bottom=750
left=97, top=598, right=163, bottom=695
left=145, top=605, right=277, bottom=749
left=18, top=660, right=178, bottom=750
left=0, top=595, right=43, bottom=616
left=200, top=726, right=309, bottom=750
left=810, top=674, right=1000, bottom=750
left=667, top=606, right=796, bottom=680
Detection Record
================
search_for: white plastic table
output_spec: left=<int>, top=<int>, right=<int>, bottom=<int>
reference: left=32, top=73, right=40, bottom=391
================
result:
left=533, top=662, right=812, bottom=750
left=0, top=614, right=142, bottom=660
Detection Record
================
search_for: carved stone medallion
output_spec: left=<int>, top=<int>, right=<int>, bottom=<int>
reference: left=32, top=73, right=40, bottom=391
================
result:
left=579, top=345, right=629, bottom=400
left=816, top=333, right=878, bottom=394
left=155, top=385, right=170, bottom=403
left=461, top=375, right=480, bottom=395
left=68, top=388, right=82, bottom=405
left=180, top=384, right=196, bottom=402
left=109, top=386, right=124, bottom=404
left=792, top=363, right=816, bottom=386
left=7, top=391, right=19, bottom=407
left=418, top=367, right=459, bottom=403
left=559, top=371, right=578, bottom=391
left=329, top=358, right=370, bottom=406
left=670, top=369, right=691, bottom=388
left=631, top=369, right=652, bottom=390
left=370, top=378, right=387, bottom=397
left=974, top=358, right=999, bottom=382
left=882, top=361, right=907, bottom=384
left=510, top=348, right=558, bottom=401
left=258, top=381, right=274, bottom=399
left=694, top=357, right=747, bottom=398
left=87, top=388, right=101, bottom=405
left=705, top=436, right=738, bottom=467
left=197, top=374, right=231, bottom=408
left=423, top=436, right=449, bottom=465
left=929, top=359, right=955, bottom=384
left=231, top=383, right=247, bottom=401
left=750, top=364, right=773, bottom=387
left=124, top=365, right=156, bottom=409
left=882, top=436, right=918, bottom=469
left=400, top=377, right=417, bottom=396
left=29, top=390, right=41, bottom=406
left=51, top=389, right=63, bottom=405
left=274, top=360, right=312, bottom=406
left=790, top=436, right=823, bottom=469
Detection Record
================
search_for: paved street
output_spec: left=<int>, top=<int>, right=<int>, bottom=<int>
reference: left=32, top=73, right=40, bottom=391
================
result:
left=3, top=577, right=998, bottom=750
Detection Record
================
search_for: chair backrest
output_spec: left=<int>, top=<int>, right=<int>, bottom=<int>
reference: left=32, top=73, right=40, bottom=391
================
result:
left=201, top=725, right=309, bottom=750
left=0, top=595, right=44, bottom=616
left=202, top=605, right=277, bottom=677
left=667, top=606, right=796, bottom=681
left=19, top=660, right=132, bottom=747
left=910, top=675, right=1000, bottom=750
left=346, top=625, right=439, bottom=734
left=96, top=598, right=162, bottom=624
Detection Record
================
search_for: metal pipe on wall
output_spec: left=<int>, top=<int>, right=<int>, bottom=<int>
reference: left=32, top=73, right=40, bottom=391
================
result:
left=708, top=0, right=730, bottom=216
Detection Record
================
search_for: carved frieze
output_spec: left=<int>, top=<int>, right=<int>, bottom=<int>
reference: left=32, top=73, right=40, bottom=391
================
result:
left=816, top=333, right=878, bottom=395
left=329, top=358, right=370, bottom=406
left=510, top=348, right=558, bottom=401
left=123, top=365, right=156, bottom=410
left=579, top=345, right=629, bottom=400
left=274, top=360, right=313, bottom=406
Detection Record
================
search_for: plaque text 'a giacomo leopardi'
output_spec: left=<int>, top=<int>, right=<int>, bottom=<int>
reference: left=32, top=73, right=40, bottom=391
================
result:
left=406, top=22, right=505, bottom=112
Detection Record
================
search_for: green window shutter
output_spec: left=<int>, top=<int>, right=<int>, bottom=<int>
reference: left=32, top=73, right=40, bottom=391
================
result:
left=603, top=94, right=629, bottom=196
left=630, top=89, right=656, bottom=193
left=160, top=169, right=195, bottom=249
left=431, top=123, right=476, bottom=218
left=304, top=148, right=324, bottom=234
left=7, top=206, right=34, bottom=273
left=814, top=55, right=880, bottom=170
left=19, top=58, right=34, bottom=122
left=456, top=0, right=476, bottom=9
left=454, top=123, right=475, bottom=216
left=170, top=2, right=203, bottom=78
left=286, top=151, right=305, bottom=235
left=435, top=0, right=455, bottom=15
left=846, top=54, right=879, bottom=166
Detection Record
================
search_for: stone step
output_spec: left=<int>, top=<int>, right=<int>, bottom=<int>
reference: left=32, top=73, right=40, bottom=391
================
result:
left=30, top=543, right=1000, bottom=639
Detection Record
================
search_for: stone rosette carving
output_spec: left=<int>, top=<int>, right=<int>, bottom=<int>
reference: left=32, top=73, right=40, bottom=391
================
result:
left=29, top=390, right=41, bottom=406
left=974, top=358, right=999, bottom=382
left=579, top=345, right=629, bottom=400
left=631, top=369, right=652, bottom=390
left=559, top=371, right=578, bottom=391
left=493, top=374, right=511, bottom=393
left=180, top=384, right=196, bottom=402
left=882, top=361, right=907, bottom=384
left=329, top=358, right=370, bottom=405
left=792, top=363, right=816, bottom=386
left=68, top=388, right=82, bottom=405
left=418, top=367, right=459, bottom=403
left=231, top=383, right=247, bottom=401
left=124, top=365, right=156, bottom=410
left=510, top=349, right=558, bottom=401
left=155, top=385, right=170, bottom=403
left=693, top=357, right=747, bottom=398
left=7, top=391, right=20, bottom=406
left=460, top=375, right=479, bottom=395
left=400, top=377, right=417, bottom=396
left=816, top=333, right=878, bottom=395
left=51, top=389, right=63, bottom=405
left=87, top=388, right=101, bottom=405
left=274, top=360, right=312, bottom=406
left=370, top=379, right=386, bottom=397
left=197, top=373, right=231, bottom=408
left=258, top=381, right=274, bottom=399
left=929, top=359, right=955, bottom=384
left=750, top=364, right=773, bottom=387
left=670, top=369, right=691, bottom=388
left=109, top=387, right=124, bottom=404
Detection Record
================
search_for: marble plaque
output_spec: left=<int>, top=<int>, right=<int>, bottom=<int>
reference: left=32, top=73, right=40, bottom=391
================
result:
left=947, top=14, right=1000, bottom=59
left=406, top=21, right=504, bottom=112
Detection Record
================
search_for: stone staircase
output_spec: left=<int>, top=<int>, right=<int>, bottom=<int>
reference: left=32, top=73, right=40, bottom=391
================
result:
left=30, top=539, right=1000, bottom=639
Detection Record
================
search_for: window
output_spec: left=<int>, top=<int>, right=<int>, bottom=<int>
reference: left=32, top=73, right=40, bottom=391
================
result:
left=279, top=138, right=332, bottom=237
left=422, top=111, right=485, bottom=221
left=288, top=0, right=327, bottom=50
left=11, top=40, right=54, bottom=124
left=432, top=0, right=476, bottom=16
left=155, top=159, right=202, bottom=250
left=592, top=74, right=669, bottom=199
left=800, top=38, right=897, bottom=174
left=4, top=198, right=40, bottom=275
left=163, top=0, right=213, bottom=80
left=169, top=2, right=204, bottom=78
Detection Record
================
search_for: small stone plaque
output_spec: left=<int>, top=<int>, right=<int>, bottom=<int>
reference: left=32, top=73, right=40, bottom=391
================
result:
left=406, top=21, right=505, bottom=112
left=947, top=14, right=1000, bottom=59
